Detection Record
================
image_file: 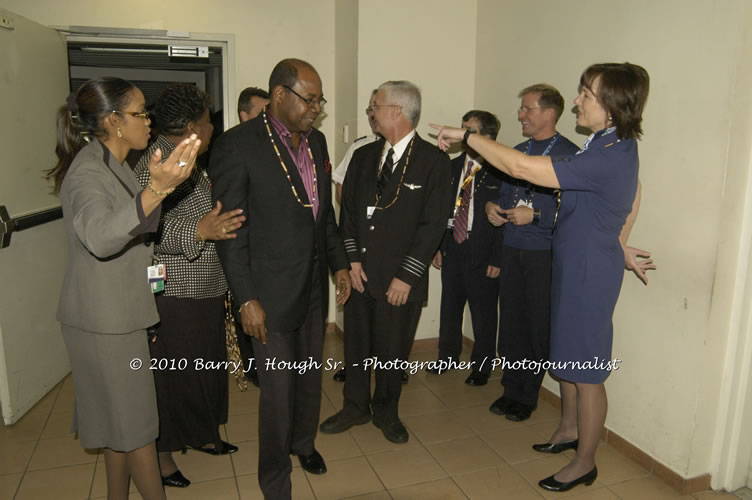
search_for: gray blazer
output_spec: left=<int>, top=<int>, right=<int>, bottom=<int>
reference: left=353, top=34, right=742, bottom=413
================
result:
left=57, top=140, right=161, bottom=333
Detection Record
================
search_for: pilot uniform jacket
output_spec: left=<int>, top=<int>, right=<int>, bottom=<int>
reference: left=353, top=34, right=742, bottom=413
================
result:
left=341, top=134, right=451, bottom=303
left=438, top=153, right=504, bottom=267
left=210, top=114, right=348, bottom=332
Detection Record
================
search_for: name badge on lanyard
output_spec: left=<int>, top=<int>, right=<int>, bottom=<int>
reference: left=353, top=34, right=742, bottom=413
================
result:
left=147, top=264, right=166, bottom=293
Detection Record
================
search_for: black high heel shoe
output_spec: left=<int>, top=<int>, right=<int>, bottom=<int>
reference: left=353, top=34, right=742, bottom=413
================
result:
left=539, top=466, right=597, bottom=492
left=193, top=440, right=239, bottom=455
left=162, top=469, right=191, bottom=488
left=532, top=439, right=578, bottom=454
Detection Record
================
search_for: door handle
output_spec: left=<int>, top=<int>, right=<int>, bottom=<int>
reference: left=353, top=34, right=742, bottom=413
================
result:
left=0, top=205, right=62, bottom=249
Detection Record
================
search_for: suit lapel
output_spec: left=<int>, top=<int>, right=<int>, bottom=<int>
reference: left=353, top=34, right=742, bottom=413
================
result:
left=98, top=141, right=138, bottom=198
left=308, top=133, right=327, bottom=221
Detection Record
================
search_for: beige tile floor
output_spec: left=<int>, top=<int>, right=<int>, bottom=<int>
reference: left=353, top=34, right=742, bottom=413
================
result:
left=0, top=331, right=742, bottom=500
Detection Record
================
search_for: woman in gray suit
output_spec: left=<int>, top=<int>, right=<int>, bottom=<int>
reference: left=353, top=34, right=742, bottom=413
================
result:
left=47, top=77, right=201, bottom=500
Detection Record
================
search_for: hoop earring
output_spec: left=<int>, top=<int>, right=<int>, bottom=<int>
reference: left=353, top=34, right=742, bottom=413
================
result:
left=117, top=127, right=122, bottom=138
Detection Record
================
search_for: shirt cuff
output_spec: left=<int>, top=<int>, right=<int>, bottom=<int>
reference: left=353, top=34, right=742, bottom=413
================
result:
left=130, top=193, right=161, bottom=236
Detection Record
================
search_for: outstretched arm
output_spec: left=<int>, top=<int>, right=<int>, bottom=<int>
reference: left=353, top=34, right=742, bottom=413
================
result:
left=431, top=124, right=559, bottom=188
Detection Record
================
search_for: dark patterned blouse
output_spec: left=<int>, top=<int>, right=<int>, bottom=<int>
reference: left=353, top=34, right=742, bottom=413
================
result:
left=134, top=135, right=227, bottom=299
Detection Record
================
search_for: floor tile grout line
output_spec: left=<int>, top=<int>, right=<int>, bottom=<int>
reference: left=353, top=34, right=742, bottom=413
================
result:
left=225, top=423, right=243, bottom=500
left=13, top=378, right=69, bottom=500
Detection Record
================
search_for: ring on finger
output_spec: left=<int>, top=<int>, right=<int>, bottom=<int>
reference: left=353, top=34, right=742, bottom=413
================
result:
left=221, top=227, right=227, bottom=234
left=178, top=161, right=188, bottom=167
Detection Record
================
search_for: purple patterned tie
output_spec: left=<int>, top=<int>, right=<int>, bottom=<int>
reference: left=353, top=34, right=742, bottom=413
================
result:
left=453, top=161, right=474, bottom=244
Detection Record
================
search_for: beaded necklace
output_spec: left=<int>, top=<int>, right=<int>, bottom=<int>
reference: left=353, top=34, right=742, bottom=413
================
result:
left=374, top=136, right=415, bottom=210
left=262, top=110, right=317, bottom=209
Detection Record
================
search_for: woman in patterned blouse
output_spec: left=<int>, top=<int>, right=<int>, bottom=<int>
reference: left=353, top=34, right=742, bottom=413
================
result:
left=135, top=84, right=245, bottom=489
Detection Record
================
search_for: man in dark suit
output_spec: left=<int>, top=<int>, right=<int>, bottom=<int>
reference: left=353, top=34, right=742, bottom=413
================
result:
left=319, top=80, right=451, bottom=444
left=210, top=58, right=351, bottom=500
left=429, top=110, right=503, bottom=386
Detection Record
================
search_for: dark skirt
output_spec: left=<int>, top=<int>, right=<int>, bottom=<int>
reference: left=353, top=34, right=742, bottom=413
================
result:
left=150, top=295, right=228, bottom=452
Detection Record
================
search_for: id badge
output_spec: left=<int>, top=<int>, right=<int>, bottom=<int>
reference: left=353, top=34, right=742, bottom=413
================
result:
left=147, top=264, right=166, bottom=293
left=447, top=218, right=455, bottom=228
left=366, top=206, right=376, bottom=220
left=516, top=199, right=533, bottom=209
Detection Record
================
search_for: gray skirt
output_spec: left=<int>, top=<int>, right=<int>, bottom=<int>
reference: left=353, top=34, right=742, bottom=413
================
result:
left=61, top=324, right=158, bottom=452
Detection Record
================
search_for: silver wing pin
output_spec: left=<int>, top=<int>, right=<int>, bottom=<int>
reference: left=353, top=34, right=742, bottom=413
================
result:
left=403, top=183, right=423, bottom=190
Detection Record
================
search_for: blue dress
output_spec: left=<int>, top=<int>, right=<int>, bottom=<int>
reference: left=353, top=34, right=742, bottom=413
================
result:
left=550, top=128, right=639, bottom=383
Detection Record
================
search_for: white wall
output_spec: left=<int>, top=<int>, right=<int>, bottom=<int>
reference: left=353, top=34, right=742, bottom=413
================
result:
left=474, top=0, right=748, bottom=482
left=357, top=0, right=477, bottom=340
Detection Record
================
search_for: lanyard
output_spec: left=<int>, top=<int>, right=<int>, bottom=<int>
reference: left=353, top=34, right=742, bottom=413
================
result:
left=525, top=132, right=560, bottom=157
left=514, top=133, right=560, bottom=206
left=455, top=162, right=481, bottom=209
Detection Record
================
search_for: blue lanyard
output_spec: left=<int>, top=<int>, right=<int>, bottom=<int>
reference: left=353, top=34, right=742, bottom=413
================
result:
left=576, top=127, right=616, bottom=155
left=525, top=132, right=560, bottom=157
left=514, top=133, right=560, bottom=206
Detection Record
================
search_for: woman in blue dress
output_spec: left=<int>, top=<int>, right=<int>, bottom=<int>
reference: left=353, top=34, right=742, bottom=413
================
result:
left=432, top=62, right=654, bottom=493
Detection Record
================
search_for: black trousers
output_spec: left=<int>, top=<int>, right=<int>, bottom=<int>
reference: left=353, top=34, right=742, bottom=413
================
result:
left=252, top=270, right=324, bottom=500
left=437, top=238, right=499, bottom=374
left=342, top=288, right=422, bottom=424
left=498, top=245, right=551, bottom=407
left=236, top=315, right=256, bottom=373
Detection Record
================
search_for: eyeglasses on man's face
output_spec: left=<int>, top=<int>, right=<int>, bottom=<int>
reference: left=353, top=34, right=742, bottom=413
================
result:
left=365, top=104, right=401, bottom=114
left=283, top=85, right=327, bottom=107
left=517, top=106, right=548, bottom=114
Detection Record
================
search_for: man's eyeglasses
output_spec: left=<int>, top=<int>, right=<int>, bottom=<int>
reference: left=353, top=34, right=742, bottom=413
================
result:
left=283, top=85, right=327, bottom=107
left=517, top=106, right=548, bottom=113
left=365, top=104, right=401, bottom=114
left=112, top=110, right=150, bottom=120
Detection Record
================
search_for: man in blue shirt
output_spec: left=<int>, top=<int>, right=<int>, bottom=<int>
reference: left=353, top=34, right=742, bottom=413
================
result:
left=486, top=84, right=579, bottom=421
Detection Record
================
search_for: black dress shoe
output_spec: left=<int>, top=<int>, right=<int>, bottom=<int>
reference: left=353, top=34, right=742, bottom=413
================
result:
left=193, top=440, right=239, bottom=455
left=373, top=418, right=409, bottom=444
left=162, top=469, right=190, bottom=488
left=401, top=370, right=409, bottom=384
left=319, top=410, right=371, bottom=433
left=539, top=466, right=597, bottom=492
left=532, top=439, right=579, bottom=454
left=505, top=402, right=535, bottom=422
left=333, top=367, right=346, bottom=382
left=297, top=449, right=327, bottom=474
left=489, top=396, right=515, bottom=415
left=427, top=361, right=450, bottom=375
left=464, top=371, right=488, bottom=386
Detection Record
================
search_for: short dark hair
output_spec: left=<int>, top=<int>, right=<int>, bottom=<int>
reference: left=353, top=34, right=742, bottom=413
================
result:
left=461, top=110, right=500, bottom=140
left=518, top=84, right=565, bottom=122
left=152, top=83, right=211, bottom=136
left=268, top=58, right=315, bottom=93
left=580, top=63, right=650, bottom=140
left=237, top=86, right=270, bottom=115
